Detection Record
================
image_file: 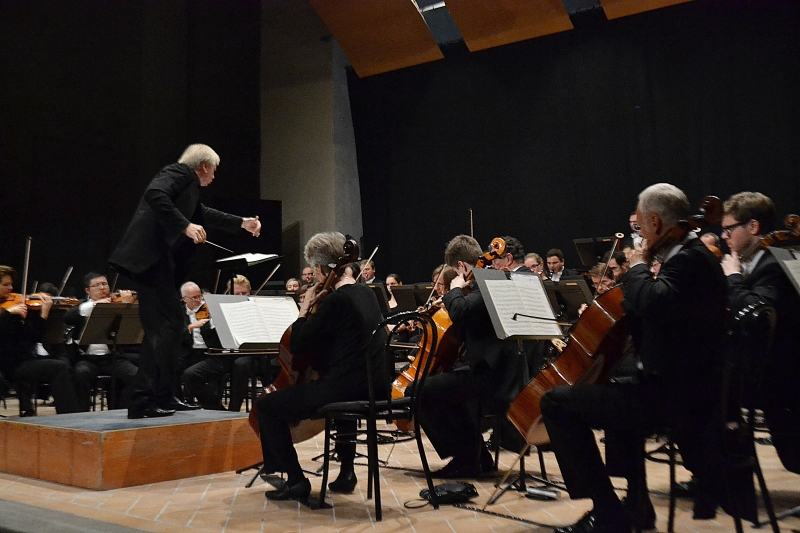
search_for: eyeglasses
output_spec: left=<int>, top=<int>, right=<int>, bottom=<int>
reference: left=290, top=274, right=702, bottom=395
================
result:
left=89, top=282, right=109, bottom=288
left=721, top=220, right=748, bottom=237
left=183, top=295, right=202, bottom=301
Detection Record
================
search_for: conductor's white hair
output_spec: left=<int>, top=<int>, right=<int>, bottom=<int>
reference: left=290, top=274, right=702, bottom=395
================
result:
left=178, top=144, right=220, bottom=170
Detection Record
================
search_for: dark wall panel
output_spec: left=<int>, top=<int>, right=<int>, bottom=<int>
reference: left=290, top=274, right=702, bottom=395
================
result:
left=350, top=0, right=800, bottom=282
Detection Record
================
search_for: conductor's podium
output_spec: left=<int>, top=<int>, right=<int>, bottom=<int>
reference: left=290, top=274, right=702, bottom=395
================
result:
left=0, top=409, right=261, bottom=490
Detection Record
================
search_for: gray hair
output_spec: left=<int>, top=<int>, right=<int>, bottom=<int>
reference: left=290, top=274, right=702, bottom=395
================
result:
left=637, top=183, right=690, bottom=228
left=304, top=232, right=346, bottom=273
left=180, top=281, right=200, bottom=296
left=178, top=144, right=220, bottom=170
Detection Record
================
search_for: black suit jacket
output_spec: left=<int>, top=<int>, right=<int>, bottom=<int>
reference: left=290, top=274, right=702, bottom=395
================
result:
left=622, top=239, right=728, bottom=427
left=109, top=163, right=242, bottom=276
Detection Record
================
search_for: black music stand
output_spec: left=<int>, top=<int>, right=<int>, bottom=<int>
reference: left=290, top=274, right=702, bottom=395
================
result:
left=387, top=285, right=417, bottom=313
left=215, top=253, right=279, bottom=295
left=543, top=279, right=593, bottom=324
left=366, top=283, right=391, bottom=315
left=573, top=236, right=618, bottom=267
left=77, top=303, right=143, bottom=408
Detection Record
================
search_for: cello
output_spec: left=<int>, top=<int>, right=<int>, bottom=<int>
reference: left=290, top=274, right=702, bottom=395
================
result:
left=390, top=238, right=506, bottom=431
left=248, top=239, right=359, bottom=442
left=507, top=197, right=723, bottom=446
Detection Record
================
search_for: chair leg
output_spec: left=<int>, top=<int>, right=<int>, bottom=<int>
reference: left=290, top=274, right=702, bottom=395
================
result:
left=414, top=422, right=440, bottom=510
left=318, top=415, right=332, bottom=505
left=367, top=417, right=382, bottom=521
left=752, top=454, right=780, bottom=533
left=668, top=437, right=676, bottom=533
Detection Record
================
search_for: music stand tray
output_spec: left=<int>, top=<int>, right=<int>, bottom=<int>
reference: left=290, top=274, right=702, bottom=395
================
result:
left=77, top=303, right=144, bottom=346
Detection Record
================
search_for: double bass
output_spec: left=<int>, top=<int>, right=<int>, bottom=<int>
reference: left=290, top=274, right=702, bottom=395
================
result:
left=507, top=197, right=723, bottom=446
left=248, top=239, right=359, bottom=442
left=390, top=238, right=507, bottom=430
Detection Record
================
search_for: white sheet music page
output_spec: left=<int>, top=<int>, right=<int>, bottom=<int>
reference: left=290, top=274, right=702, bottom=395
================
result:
left=253, top=297, right=300, bottom=342
left=484, top=278, right=561, bottom=339
left=218, top=301, right=272, bottom=347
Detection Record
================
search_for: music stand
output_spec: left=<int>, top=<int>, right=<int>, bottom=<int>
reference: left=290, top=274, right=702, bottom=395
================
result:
left=413, top=283, right=437, bottom=306
left=215, top=253, right=279, bottom=295
left=573, top=236, right=618, bottom=267
left=365, top=283, right=391, bottom=315
left=77, top=303, right=143, bottom=408
left=387, top=285, right=417, bottom=313
left=543, top=279, right=593, bottom=324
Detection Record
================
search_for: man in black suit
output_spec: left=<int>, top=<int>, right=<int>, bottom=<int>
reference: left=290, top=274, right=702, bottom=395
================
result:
left=490, top=235, right=528, bottom=272
left=545, top=248, right=578, bottom=281
left=414, top=235, right=525, bottom=478
left=109, top=144, right=261, bottom=419
left=721, top=191, right=800, bottom=473
left=540, top=183, right=730, bottom=533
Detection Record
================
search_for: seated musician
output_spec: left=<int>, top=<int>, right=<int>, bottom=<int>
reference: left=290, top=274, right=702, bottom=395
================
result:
left=256, top=232, right=383, bottom=501
left=358, top=259, right=376, bottom=284
left=1, top=265, right=81, bottom=415
left=285, top=278, right=301, bottom=291
left=64, top=272, right=139, bottom=411
left=524, top=252, right=544, bottom=275
left=385, top=273, right=401, bottom=309
left=545, top=248, right=578, bottom=281
left=182, top=277, right=262, bottom=412
left=540, top=183, right=732, bottom=533
left=413, top=235, right=524, bottom=478
left=490, top=236, right=527, bottom=272
left=720, top=192, right=800, bottom=472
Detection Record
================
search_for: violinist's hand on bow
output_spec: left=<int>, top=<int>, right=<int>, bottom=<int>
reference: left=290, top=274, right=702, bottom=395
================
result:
left=241, top=216, right=261, bottom=237
left=184, top=223, right=207, bottom=244
left=721, top=251, right=741, bottom=276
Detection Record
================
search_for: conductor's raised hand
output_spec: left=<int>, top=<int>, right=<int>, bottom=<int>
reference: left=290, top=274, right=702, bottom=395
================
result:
left=242, top=216, right=261, bottom=237
left=184, top=223, right=207, bottom=244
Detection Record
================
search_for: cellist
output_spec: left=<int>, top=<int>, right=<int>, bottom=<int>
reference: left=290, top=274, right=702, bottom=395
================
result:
left=255, top=232, right=383, bottom=501
left=412, top=235, right=525, bottom=479
left=539, top=184, right=732, bottom=533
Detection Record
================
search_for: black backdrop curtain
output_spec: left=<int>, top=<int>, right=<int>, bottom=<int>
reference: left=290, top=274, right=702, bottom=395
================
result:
left=349, top=0, right=800, bottom=282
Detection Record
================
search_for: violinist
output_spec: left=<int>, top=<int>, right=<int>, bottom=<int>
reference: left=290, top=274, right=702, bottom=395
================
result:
left=256, top=232, right=383, bottom=501
left=176, top=282, right=217, bottom=408
left=64, top=272, right=139, bottom=411
left=1, top=265, right=81, bottom=416
left=720, top=192, right=800, bottom=473
left=108, top=144, right=261, bottom=419
left=540, top=184, right=731, bottom=533
left=524, top=252, right=544, bottom=275
left=414, top=235, right=524, bottom=478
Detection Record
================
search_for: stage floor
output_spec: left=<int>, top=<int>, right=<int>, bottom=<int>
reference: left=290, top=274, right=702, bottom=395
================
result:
left=1, top=407, right=798, bottom=533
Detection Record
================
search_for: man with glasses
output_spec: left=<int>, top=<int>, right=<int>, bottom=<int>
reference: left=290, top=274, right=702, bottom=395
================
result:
left=524, top=252, right=544, bottom=274
left=721, top=191, right=800, bottom=473
left=65, top=272, right=139, bottom=411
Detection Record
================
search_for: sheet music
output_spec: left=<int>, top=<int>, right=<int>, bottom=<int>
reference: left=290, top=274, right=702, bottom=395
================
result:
left=780, top=258, right=800, bottom=295
left=484, top=279, right=561, bottom=338
left=219, top=301, right=272, bottom=346
left=254, top=297, right=299, bottom=341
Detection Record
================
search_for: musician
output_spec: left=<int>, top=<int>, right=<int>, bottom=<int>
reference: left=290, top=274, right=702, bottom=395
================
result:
left=490, top=236, right=527, bottom=272
left=720, top=191, right=800, bottom=472
left=545, top=249, right=578, bottom=281
left=431, top=264, right=456, bottom=299
left=108, top=144, right=261, bottom=419
left=359, top=259, right=376, bottom=283
left=540, top=184, right=730, bottom=533
left=605, top=251, right=629, bottom=281
left=227, top=274, right=251, bottom=296
left=301, top=266, right=314, bottom=285
left=589, top=263, right=615, bottom=296
left=256, top=232, right=383, bottom=501
left=285, top=278, right=301, bottom=291
left=414, top=235, right=524, bottom=478
left=385, top=273, right=401, bottom=309
left=524, top=252, right=544, bottom=274
left=0, top=265, right=81, bottom=415
left=64, top=272, right=139, bottom=411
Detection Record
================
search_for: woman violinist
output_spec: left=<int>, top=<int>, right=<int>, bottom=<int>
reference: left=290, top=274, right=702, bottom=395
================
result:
left=0, top=265, right=81, bottom=415
left=255, top=232, right=383, bottom=501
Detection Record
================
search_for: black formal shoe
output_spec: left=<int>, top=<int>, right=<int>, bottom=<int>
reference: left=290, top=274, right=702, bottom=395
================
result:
left=18, top=410, right=36, bottom=418
left=329, top=471, right=357, bottom=494
left=554, top=510, right=632, bottom=533
left=672, top=478, right=696, bottom=499
left=480, top=447, right=497, bottom=474
left=164, top=397, right=201, bottom=411
left=127, top=406, right=176, bottom=419
left=431, top=459, right=479, bottom=479
left=621, top=497, right=656, bottom=530
left=265, top=478, right=311, bottom=501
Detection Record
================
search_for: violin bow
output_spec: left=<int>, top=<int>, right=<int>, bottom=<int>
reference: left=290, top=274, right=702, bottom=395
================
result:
left=21, top=237, right=32, bottom=302
left=255, top=262, right=282, bottom=294
left=57, top=266, right=73, bottom=297
left=354, top=245, right=379, bottom=283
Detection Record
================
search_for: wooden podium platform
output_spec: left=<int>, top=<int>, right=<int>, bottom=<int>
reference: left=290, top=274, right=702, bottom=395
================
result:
left=0, top=410, right=262, bottom=490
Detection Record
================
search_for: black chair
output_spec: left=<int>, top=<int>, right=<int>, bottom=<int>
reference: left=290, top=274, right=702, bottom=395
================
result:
left=316, top=311, right=440, bottom=520
left=657, top=303, right=781, bottom=533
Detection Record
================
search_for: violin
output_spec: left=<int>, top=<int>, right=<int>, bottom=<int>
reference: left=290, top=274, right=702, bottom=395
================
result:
left=644, top=196, right=722, bottom=265
left=1, top=293, right=77, bottom=310
left=195, top=302, right=210, bottom=320
left=110, top=290, right=138, bottom=303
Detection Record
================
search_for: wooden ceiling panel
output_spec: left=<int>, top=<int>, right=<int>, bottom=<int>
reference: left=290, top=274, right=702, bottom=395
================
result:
left=309, top=0, right=444, bottom=78
left=599, top=0, right=692, bottom=20
left=445, top=0, right=573, bottom=53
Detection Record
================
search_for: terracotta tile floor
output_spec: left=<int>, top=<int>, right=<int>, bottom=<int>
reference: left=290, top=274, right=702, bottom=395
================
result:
left=2, top=398, right=799, bottom=533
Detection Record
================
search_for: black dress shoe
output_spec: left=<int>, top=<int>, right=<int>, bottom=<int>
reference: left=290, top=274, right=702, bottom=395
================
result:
left=555, top=510, right=632, bottom=533
left=329, top=471, right=357, bottom=494
left=621, top=496, right=656, bottom=530
left=128, top=406, right=176, bottom=419
left=672, top=478, right=696, bottom=499
left=18, top=410, right=36, bottom=418
left=480, top=447, right=497, bottom=473
left=164, top=397, right=201, bottom=411
left=265, top=478, right=311, bottom=501
left=431, top=459, right=479, bottom=479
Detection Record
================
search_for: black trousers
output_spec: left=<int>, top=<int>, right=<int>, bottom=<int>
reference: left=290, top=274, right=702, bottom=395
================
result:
left=74, top=355, right=138, bottom=411
left=182, top=354, right=261, bottom=411
left=14, top=357, right=81, bottom=414
left=128, top=257, right=185, bottom=412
